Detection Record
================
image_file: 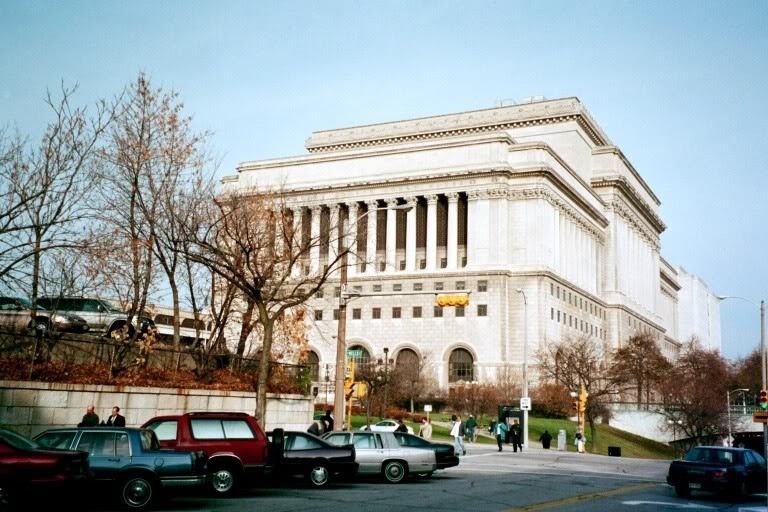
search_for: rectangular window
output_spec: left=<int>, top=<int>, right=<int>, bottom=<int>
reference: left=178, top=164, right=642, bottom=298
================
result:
left=353, top=285, right=363, bottom=293
left=477, top=305, right=487, bottom=316
left=333, top=309, right=339, bottom=321
left=478, top=280, right=488, bottom=292
left=550, top=283, right=554, bottom=295
left=551, top=308, right=554, bottom=320
left=316, top=289, right=324, bottom=299
left=334, top=287, right=341, bottom=298
left=413, top=306, right=422, bottom=318
left=373, top=284, right=382, bottom=292
left=557, top=287, right=560, bottom=299
left=440, top=258, right=447, bottom=268
left=569, top=316, right=572, bottom=327
left=455, top=306, right=465, bottom=318
left=372, top=308, right=381, bottom=319
left=392, top=307, right=401, bottom=319
left=557, top=310, right=560, bottom=322
left=456, top=281, right=465, bottom=290
left=461, top=256, right=467, bottom=267
left=435, top=282, right=444, bottom=291
left=393, top=283, right=402, bottom=292
left=419, top=259, right=426, bottom=269
left=413, top=283, right=423, bottom=291
left=352, top=308, right=361, bottom=320
left=569, top=293, right=572, bottom=304
left=314, top=310, right=323, bottom=321
left=399, top=260, right=406, bottom=270
left=433, top=306, right=443, bottom=318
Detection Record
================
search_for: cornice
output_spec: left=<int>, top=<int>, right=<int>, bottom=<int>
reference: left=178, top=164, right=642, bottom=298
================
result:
left=592, top=146, right=661, bottom=206
left=305, top=97, right=611, bottom=153
left=604, top=200, right=661, bottom=251
left=592, top=175, right=666, bottom=233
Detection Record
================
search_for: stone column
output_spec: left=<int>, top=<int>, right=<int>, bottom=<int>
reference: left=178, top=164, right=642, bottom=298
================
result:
left=329, top=204, right=341, bottom=275
left=366, top=200, right=378, bottom=273
left=309, top=205, right=322, bottom=274
left=347, top=202, right=359, bottom=276
left=405, top=197, right=418, bottom=272
left=291, top=207, right=302, bottom=278
left=446, top=192, right=459, bottom=270
left=425, top=195, right=438, bottom=271
left=385, top=199, right=398, bottom=272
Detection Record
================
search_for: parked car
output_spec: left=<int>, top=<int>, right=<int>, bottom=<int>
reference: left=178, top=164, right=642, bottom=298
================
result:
left=360, top=419, right=414, bottom=435
left=142, top=411, right=270, bottom=496
left=36, top=296, right=154, bottom=337
left=667, top=446, right=767, bottom=500
left=322, top=431, right=436, bottom=483
left=34, top=427, right=207, bottom=511
left=393, top=432, right=459, bottom=476
left=0, top=296, right=88, bottom=334
left=266, top=430, right=357, bottom=487
left=0, top=427, right=89, bottom=508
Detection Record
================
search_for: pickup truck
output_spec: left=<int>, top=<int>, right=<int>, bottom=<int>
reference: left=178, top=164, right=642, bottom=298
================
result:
left=34, top=427, right=207, bottom=511
left=667, top=446, right=767, bottom=499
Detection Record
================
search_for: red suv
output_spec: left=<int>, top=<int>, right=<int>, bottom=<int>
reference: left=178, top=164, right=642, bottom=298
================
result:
left=142, top=412, right=270, bottom=496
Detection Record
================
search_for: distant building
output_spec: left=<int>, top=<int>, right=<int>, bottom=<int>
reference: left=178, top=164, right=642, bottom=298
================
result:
left=225, top=97, right=720, bottom=388
left=148, top=305, right=211, bottom=345
left=676, top=266, right=721, bottom=352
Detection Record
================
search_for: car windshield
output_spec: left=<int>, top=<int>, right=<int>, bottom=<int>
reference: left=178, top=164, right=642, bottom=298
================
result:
left=0, top=428, right=40, bottom=450
left=102, top=301, right=124, bottom=313
left=684, top=448, right=737, bottom=465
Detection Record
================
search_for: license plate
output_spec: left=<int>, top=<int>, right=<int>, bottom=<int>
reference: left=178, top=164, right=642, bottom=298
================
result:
left=688, top=483, right=702, bottom=489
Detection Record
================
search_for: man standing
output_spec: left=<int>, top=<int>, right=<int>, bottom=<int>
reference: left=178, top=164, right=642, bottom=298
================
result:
left=450, top=415, right=466, bottom=456
left=539, top=430, right=553, bottom=449
left=321, top=410, right=334, bottom=432
left=78, top=404, right=99, bottom=427
left=418, top=417, right=432, bottom=440
left=106, top=406, right=126, bottom=426
left=494, top=420, right=508, bottom=452
left=510, top=420, right=523, bottom=452
left=465, top=415, right=477, bottom=443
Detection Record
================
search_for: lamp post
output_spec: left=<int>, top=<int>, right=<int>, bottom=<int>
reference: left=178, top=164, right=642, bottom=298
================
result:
left=383, top=347, right=390, bottom=418
left=727, top=388, right=749, bottom=447
left=667, top=418, right=683, bottom=456
left=324, top=364, right=330, bottom=406
left=516, top=288, right=529, bottom=449
left=333, top=203, right=412, bottom=431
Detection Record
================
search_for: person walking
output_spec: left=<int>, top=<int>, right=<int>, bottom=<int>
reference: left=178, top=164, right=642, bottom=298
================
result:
left=465, top=415, right=477, bottom=443
left=494, top=419, right=508, bottom=452
left=450, top=415, right=466, bottom=456
left=395, top=419, right=409, bottom=433
left=105, top=406, right=126, bottom=427
left=575, top=429, right=586, bottom=453
left=418, top=417, right=432, bottom=440
left=321, top=410, right=334, bottom=432
left=509, top=420, right=522, bottom=452
left=539, top=430, right=553, bottom=449
left=78, top=404, right=99, bottom=427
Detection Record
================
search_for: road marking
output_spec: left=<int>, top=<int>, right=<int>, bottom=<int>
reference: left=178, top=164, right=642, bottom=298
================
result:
left=498, top=482, right=657, bottom=512
left=448, top=466, right=662, bottom=482
left=623, top=501, right=716, bottom=509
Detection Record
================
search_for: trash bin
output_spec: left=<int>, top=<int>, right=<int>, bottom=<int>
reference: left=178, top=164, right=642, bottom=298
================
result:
left=608, top=446, right=621, bottom=457
left=557, top=429, right=566, bottom=451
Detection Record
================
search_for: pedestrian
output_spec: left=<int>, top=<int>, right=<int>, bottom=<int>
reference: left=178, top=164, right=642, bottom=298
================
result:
left=465, top=414, right=477, bottom=443
left=510, top=420, right=523, bottom=452
left=574, top=429, right=586, bottom=453
left=539, top=430, right=552, bottom=449
left=307, top=419, right=325, bottom=436
left=494, top=419, right=508, bottom=452
left=450, top=415, right=466, bottom=456
left=78, top=404, right=99, bottom=427
left=105, top=406, right=126, bottom=427
left=322, top=410, right=334, bottom=432
left=418, top=417, right=432, bottom=440
left=395, top=419, right=409, bottom=433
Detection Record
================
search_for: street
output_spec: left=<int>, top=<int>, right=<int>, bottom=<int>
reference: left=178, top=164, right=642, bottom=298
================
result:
left=102, top=444, right=768, bottom=512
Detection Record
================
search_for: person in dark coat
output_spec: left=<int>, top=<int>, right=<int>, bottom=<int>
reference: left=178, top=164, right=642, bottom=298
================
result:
left=78, top=404, right=99, bottom=427
left=539, top=430, right=553, bottom=449
left=322, top=410, right=334, bottom=432
left=510, top=420, right=523, bottom=452
left=395, top=419, right=409, bottom=433
left=106, top=406, right=126, bottom=427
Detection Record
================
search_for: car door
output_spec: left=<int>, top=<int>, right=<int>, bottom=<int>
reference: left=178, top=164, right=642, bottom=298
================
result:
left=0, top=298, right=26, bottom=331
left=745, top=450, right=766, bottom=492
left=76, top=431, right=128, bottom=481
left=349, top=433, right=384, bottom=474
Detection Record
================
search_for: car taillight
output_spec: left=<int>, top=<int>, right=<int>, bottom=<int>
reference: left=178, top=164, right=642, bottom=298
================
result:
left=711, top=469, right=727, bottom=478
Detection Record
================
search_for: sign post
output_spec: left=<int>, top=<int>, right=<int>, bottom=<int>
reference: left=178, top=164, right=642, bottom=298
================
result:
left=424, top=404, right=432, bottom=422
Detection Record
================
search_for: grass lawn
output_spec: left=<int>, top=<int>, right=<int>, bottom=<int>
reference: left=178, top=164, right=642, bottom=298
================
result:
left=350, top=414, right=675, bottom=460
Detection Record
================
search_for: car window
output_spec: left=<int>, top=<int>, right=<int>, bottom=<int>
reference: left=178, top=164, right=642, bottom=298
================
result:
left=324, top=434, right=349, bottom=446
left=81, top=300, right=100, bottom=312
left=140, top=430, right=160, bottom=451
left=78, top=432, right=116, bottom=456
left=752, top=450, right=766, bottom=466
left=716, top=450, right=735, bottom=465
left=394, top=433, right=424, bottom=447
left=35, top=431, right=77, bottom=450
left=353, top=433, right=379, bottom=449
left=147, top=420, right=178, bottom=441
left=191, top=419, right=225, bottom=439
left=288, top=434, right=323, bottom=450
left=116, top=433, right=130, bottom=456
left=222, top=420, right=255, bottom=439
left=684, top=448, right=707, bottom=462
left=0, top=428, right=40, bottom=450
left=0, top=299, right=18, bottom=311
left=745, top=451, right=757, bottom=466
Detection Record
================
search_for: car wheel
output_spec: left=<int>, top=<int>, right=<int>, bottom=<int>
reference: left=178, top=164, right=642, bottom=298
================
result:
left=211, top=466, right=238, bottom=496
left=674, top=483, right=690, bottom=498
left=307, top=461, right=331, bottom=488
left=121, top=475, right=155, bottom=511
left=416, top=471, right=434, bottom=479
left=31, top=318, right=49, bottom=334
left=383, top=461, right=407, bottom=483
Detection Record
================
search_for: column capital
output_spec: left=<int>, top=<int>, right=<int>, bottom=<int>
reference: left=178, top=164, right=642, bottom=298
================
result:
left=425, top=194, right=439, bottom=204
left=365, top=200, right=379, bottom=210
left=330, top=203, right=342, bottom=213
left=405, top=196, right=418, bottom=208
left=347, top=201, right=360, bottom=211
left=386, top=198, right=399, bottom=208
left=446, top=192, right=460, bottom=203
left=309, top=204, right=323, bottom=214
left=467, top=189, right=489, bottom=201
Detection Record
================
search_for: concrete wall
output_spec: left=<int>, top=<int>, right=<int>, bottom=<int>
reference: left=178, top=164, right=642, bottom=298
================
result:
left=0, top=380, right=313, bottom=437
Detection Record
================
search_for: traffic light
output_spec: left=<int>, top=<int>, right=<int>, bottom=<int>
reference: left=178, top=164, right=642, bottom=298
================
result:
left=760, top=390, right=768, bottom=410
left=579, top=386, right=589, bottom=413
left=436, top=293, right=470, bottom=307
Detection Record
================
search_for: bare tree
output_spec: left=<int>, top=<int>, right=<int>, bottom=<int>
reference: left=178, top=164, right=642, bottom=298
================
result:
left=609, top=333, right=671, bottom=409
left=388, top=352, right=437, bottom=414
left=355, top=355, right=392, bottom=428
left=536, top=335, right=621, bottom=451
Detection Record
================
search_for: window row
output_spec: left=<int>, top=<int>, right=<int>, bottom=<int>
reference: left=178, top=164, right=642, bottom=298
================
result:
left=550, top=307, right=606, bottom=340
left=550, top=282, right=605, bottom=320
left=313, top=304, right=488, bottom=321
left=316, top=280, right=488, bottom=298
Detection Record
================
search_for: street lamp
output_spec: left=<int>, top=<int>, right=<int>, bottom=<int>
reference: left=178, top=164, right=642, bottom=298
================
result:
left=667, top=418, right=683, bottom=456
left=727, top=388, right=749, bottom=447
left=333, top=203, right=412, bottom=431
left=516, top=288, right=529, bottom=449
left=383, top=347, right=389, bottom=418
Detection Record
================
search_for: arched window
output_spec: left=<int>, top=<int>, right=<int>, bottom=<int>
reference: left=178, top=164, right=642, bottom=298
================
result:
left=347, top=345, right=370, bottom=365
left=448, top=348, right=474, bottom=383
left=396, top=348, right=420, bottom=381
left=308, top=351, right=320, bottom=381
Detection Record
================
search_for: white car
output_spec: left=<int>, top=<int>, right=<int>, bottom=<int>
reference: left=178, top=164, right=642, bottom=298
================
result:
left=360, top=419, right=414, bottom=435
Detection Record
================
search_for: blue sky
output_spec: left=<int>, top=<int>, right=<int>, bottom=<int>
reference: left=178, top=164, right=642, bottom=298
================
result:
left=1, top=1, right=765, bottom=359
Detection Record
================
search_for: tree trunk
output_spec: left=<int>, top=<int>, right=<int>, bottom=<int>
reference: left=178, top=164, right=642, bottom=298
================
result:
left=254, top=316, right=273, bottom=423
left=170, top=280, right=181, bottom=348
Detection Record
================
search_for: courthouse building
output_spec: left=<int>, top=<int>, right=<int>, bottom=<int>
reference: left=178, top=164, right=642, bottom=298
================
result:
left=224, top=97, right=720, bottom=389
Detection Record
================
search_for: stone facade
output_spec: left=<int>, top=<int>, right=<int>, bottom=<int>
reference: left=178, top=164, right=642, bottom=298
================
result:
left=225, top=97, right=720, bottom=390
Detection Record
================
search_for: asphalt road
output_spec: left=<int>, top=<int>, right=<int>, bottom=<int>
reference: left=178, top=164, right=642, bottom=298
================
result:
left=83, top=444, right=768, bottom=512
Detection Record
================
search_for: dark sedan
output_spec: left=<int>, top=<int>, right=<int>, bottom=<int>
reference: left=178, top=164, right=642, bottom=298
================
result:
left=667, top=446, right=766, bottom=499
left=0, top=427, right=89, bottom=507
left=393, top=433, right=460, bottom=476
left=268, top=430, right=357, bottom=488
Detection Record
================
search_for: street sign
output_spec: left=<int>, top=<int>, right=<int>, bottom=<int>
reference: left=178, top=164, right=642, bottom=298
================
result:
left=423, top=404, right=432, bottom=412
left=347, top=349, right=363, bottom=357
left=520, top=397, right=531, bottom=411
left=753, top=410, right=768, bottom=423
